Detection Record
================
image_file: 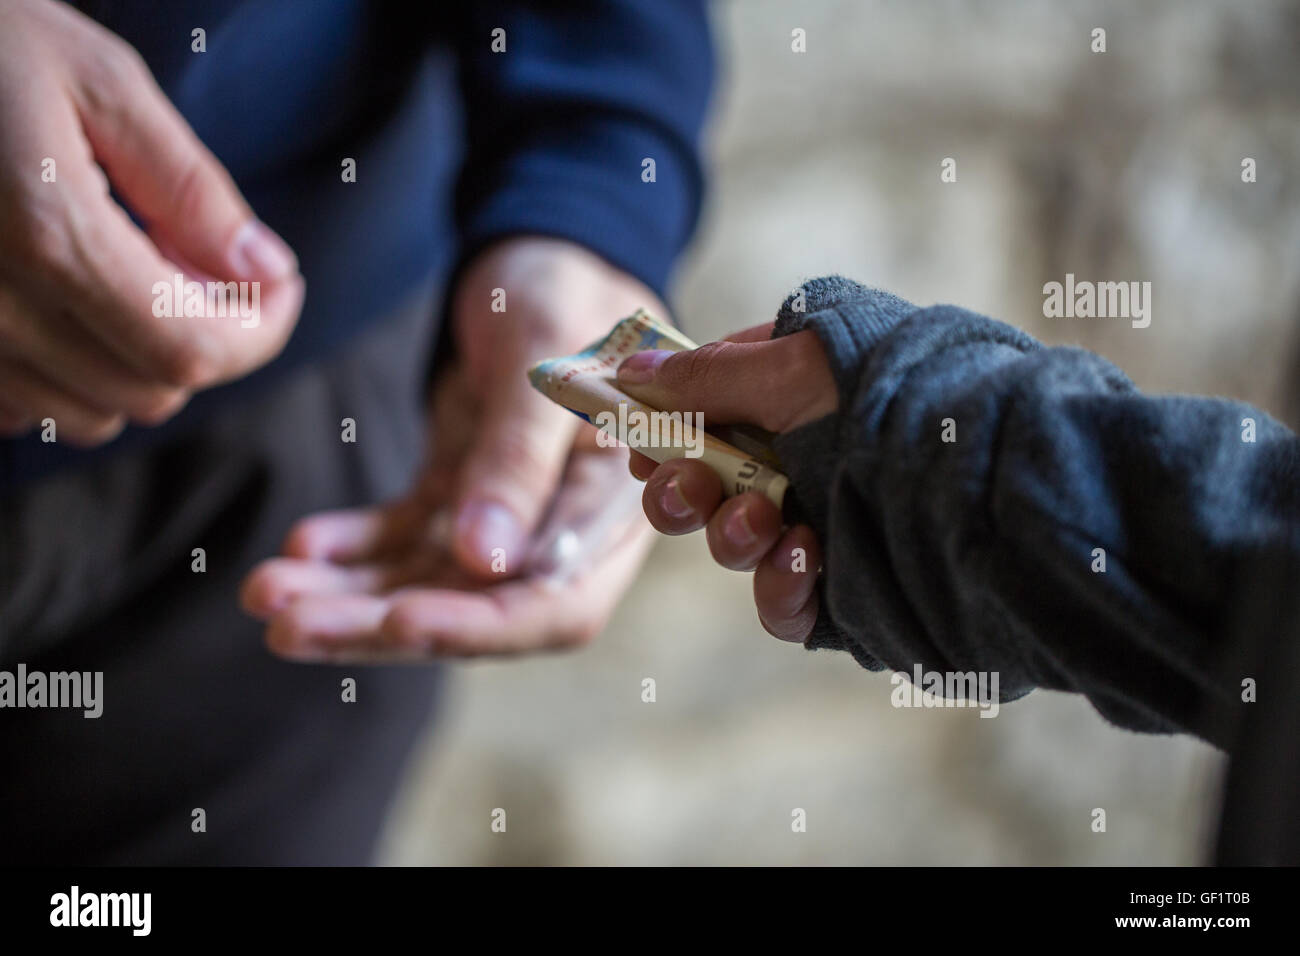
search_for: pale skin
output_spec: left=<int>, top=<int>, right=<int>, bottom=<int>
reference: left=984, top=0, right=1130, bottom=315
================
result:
left=616, top=326, right=839, bottom=644
left=0, top=0, right=305, bottom=444
left=240, top=237, right=664, bottom=661
left=2, top=0, right=830, bottom=657
left=3, top=0, right=663, bottom=660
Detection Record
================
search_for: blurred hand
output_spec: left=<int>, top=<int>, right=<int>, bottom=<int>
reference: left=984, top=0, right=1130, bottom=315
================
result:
left=0, top=0, right=303, bottom=445
left=240, top=236, right=661, bottom=660
left=616, top=324, right=837, bottom=643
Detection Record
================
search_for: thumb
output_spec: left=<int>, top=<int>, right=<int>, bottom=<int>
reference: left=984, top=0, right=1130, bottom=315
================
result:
left=616, top=331, right=837, bottom=433
left=73, top=52, right=297, bottom=283
left=453, top=381, right=578, bottom=577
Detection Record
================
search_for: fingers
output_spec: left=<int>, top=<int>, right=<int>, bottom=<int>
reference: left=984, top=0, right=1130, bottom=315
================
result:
left=0, top=356, right=125, bottom=445
left=0, top=290, right=187, bottom=425
left=572, top=420, right=607, bottom=452
left=444, top=235, right=670, bottom=580
left=0, top=82, right=212, bottom=389
left=280, top=501, right=430, bottom=563
left=381, top=516, right=652, bottom=658
left=628, top=449, right=657, bottom=480
left=753, top=526, right=822, bottom=642
left=640, top=455, right=823, bottom=645
left=0, top=21, right=303, bottom=416
left=138, top=234, right=306, bottom=387
left=239, top=558, right=394, bottom=619
left=9, top=161, right=305, bottom=390
left=381, top=588, right=543, bottom=659
left=619, top=324, right=832, bottom=643
left=255, top=444, right=657, bottom=661
left=452, top=384, right=577, bottom=576
left=244, top=499, right=446, bottom=620
left=523, top=448, right=645, bottom=578
left=641, top=458, right=722, bottom=534
left=265, top=594, right=395, bottom=663
left=265, top=581, right=600, bottom=664
left=68, top=37, right=296, bottom=284
left=616, top=330, right=837, bottom=433
left=81, top=219, right=304, bottom=388
left=704, top=491, right=783, bottom=571
left=261, top=510, right=653, bottom=662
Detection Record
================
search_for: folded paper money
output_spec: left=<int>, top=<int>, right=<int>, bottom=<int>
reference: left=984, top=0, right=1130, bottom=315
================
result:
left=528, top=310, right=790, bottom=508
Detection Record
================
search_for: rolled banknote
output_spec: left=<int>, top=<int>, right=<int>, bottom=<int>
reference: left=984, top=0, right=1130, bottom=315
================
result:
left=528, top=310, right=790, bottom=509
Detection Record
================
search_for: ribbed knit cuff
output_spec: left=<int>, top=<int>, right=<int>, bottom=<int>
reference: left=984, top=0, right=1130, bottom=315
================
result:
left=769, top=277, right=916, bottom=667
left=772, top=276, right=916, bottom=415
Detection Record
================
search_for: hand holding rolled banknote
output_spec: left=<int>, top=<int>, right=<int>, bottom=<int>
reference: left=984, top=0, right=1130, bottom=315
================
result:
left=528, top=310, right=791, bottom=509
left=532, top=313, right=839, bottom=645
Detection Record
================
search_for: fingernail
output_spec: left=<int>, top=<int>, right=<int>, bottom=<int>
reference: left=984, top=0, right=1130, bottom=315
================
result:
left=617, top=350, right=671, bottom=385
left=457, top=500, right=525, bottom=567
left=229, top=220, right=297, bottom=281
left=724, top=506, right=758, bottom=547
left=659, top=477, right=694, bottom=519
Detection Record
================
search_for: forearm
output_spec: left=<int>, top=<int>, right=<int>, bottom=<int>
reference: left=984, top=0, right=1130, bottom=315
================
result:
left=452, top=0, right=713, bottom=298
left=775, top=279, right=1300, bottom=745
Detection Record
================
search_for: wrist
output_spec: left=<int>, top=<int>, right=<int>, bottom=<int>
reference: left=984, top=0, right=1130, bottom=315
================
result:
left=454, top=234, right=667, bottom=355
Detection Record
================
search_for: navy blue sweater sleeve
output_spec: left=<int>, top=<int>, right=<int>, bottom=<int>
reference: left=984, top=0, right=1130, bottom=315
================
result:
left=771, top=277, right=1296, bottom=747
left=452, top=1, right=713, bottom=297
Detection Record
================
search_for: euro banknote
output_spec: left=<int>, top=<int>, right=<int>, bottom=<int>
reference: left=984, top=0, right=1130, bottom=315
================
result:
left=528, top=310, right=790, bottom=508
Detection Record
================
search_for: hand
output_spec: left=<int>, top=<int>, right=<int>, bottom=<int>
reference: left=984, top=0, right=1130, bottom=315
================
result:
left=616, top=324, right=837, bottom=643
left=0, top=0, right=304, bottom=445
left=239, top=236, right=661, bottom=660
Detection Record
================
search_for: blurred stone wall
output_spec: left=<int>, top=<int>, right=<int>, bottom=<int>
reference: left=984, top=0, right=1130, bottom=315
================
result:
left=378, top=0, right=1299, bottom=864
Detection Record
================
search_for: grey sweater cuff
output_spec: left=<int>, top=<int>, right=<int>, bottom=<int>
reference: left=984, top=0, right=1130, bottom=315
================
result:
left=772, top=276, right=916, bottom=415
left=769, top=277, right=917, bottom=667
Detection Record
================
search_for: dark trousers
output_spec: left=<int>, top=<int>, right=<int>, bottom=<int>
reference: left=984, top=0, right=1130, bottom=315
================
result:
left=0, top=287, right=443, bottom=865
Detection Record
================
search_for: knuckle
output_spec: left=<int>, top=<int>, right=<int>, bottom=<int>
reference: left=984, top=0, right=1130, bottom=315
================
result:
left=677, top=341, right=733, bottom=387
left=102, top=33, right=151, bottom=75
left=78, top=38, right=150, bottom=113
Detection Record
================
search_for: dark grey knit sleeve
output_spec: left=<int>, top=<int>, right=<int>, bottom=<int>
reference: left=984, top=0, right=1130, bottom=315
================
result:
left=769, top=276, right=1300, bottom=747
